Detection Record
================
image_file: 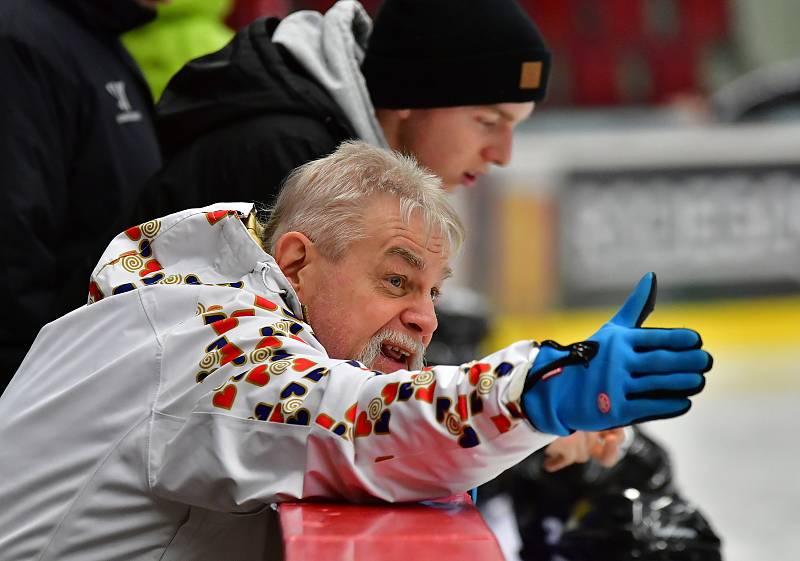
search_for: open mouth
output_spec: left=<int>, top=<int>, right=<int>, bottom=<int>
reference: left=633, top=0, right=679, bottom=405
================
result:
left=359, top=329, right=425, bottom=373
left=462, top=172, right=478, bottom=187
left=380, top=341, right=413, bottom=370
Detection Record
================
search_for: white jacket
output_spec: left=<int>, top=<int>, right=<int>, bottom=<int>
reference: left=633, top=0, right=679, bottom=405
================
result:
left=0, top=203, right=553, bottom=560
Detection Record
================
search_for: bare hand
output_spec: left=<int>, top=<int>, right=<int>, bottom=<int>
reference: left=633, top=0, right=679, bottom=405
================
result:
left=542, top=428, right=626, bottom=473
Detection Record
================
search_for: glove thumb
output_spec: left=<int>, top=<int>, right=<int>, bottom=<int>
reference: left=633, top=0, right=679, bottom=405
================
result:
left=608, top=272, right=658, bottom=328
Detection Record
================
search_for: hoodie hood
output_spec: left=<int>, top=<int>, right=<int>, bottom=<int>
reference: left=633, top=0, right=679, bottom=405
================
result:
left=273, top=0, right=388, bottom=148
left=88, top=203, right=303, bottom=320
left=157, top=16, right=359, bottom=158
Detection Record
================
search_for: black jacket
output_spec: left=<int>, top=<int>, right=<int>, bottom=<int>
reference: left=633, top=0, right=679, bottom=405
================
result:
left=133, top=17, right=357, bottom=224
left=0, top=0, right=161, bottom=383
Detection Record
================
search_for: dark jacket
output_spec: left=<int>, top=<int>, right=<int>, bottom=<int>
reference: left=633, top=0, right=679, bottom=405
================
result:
left=0, top=0, right=161, bottom=383
left=133, top=17, right=357, bottom=224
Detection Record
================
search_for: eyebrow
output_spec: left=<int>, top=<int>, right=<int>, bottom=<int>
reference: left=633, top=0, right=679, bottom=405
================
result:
left=386, top=246, right=453, bottom=280
left=387, top=246, right=425, bottom=270
left=487, top=105, right=516, bottom=122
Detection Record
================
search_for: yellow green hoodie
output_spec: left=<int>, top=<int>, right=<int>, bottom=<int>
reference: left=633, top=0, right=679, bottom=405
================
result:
left=123, top=0, right=233, bottom=100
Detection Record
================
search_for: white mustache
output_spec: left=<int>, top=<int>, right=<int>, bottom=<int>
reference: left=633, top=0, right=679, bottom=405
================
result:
left=356, top=328, right=425, bottom=371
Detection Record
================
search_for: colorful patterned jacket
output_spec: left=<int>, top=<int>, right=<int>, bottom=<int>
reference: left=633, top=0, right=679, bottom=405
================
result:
left=0, top=203, right=553, bottom=560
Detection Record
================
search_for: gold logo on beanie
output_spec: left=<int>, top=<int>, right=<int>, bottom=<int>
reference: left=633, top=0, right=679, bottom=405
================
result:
left=519, top=61, right=543, bottom=89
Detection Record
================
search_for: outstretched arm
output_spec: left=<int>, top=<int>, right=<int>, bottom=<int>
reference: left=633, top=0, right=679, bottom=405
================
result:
left=147, top=273, right=710, bottom=512
left=147, top=292, right=553, bottom=512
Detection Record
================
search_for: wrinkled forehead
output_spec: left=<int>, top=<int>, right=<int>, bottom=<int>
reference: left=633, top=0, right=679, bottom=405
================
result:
left=383, top=243, right=454, bottom=284
left=361, top=194, right=453, bottom=255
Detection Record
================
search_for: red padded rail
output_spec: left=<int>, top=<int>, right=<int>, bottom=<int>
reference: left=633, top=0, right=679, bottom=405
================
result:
left=278, top=495, right=504, bottom=561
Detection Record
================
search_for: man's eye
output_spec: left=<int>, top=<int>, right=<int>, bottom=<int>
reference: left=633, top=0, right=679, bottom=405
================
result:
left=475, top=114, right=500, bottom=128
left=431, top=288, right=442, bottom=302
left=387, top=276, right=405, bottom=289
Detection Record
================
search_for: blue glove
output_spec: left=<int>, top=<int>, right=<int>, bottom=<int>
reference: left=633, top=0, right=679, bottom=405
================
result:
left=521, top=273, right=712, bottom=436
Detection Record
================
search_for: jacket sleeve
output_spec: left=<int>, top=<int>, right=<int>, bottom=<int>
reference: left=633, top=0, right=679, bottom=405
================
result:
left=0, top=38, right=78, bottom=376
left=147, top=295, right=553, bottom=512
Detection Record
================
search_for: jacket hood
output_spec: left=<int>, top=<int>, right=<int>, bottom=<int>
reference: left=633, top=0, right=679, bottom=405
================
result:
left=157, top=17, right=355, bottom=158
left=88, top=203, right=303, bottom=319
left=273, top=0, right=388, bottom=148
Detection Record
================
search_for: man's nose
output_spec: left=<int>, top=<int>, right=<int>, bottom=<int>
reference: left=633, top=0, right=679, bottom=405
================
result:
left=400, top=296, right=438, bottom=343
left=483, top=130, right=513, bottom=167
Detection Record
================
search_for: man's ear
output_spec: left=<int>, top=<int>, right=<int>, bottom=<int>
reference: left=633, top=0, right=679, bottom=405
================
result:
left=273, top=232, right=317, bottom=297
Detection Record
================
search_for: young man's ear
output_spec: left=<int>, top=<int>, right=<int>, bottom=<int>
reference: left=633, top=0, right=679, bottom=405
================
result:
left=273, top=231, right=317, bottom=297
left=375, top=108, right=412, bottom=150
left=375, top=108, right=412, bottom=121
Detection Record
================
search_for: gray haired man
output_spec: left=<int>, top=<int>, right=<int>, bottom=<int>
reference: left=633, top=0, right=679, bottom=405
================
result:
left=0, top=142, right=710, bottom=559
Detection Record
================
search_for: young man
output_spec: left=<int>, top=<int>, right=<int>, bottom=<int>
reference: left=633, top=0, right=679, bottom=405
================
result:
left=0, top=143, right=711, bottom=560
left=132, top=0, right=549, bottom=219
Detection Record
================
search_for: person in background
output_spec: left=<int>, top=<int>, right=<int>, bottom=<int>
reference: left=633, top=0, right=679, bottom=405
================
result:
left=122, top=0, right=234, bottom=100
left=0, top=0, right=165, bottom=388
left=132, top=0, right=549, bottom=212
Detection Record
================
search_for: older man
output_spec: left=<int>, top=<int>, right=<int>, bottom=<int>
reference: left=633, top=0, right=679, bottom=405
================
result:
left=133, top=0, right=630, bottom=473
left=0, top=142, right=711, bottom=560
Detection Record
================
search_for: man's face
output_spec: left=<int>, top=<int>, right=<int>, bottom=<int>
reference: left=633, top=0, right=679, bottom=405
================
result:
left=293, top=195, right=452, bottom=373
left=392, top=102, right=535, bottom=191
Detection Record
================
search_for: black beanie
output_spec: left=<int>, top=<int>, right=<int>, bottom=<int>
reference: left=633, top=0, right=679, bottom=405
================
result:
left=362, top=0, right=551, bottom=109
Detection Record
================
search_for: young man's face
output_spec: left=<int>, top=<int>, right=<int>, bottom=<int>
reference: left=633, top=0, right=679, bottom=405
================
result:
left=281, top=194, right=452, bottom=373
left=392, top=102, right=535, bottom=191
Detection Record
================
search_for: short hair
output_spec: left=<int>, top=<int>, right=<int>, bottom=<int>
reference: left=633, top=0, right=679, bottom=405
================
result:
left=261, top=141, right=464, bottom=260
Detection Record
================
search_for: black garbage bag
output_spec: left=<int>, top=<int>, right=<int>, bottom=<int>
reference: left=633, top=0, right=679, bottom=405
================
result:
left=479, top=427, right=723, bottom=561
left=557, top=489, right=723, bottom=561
